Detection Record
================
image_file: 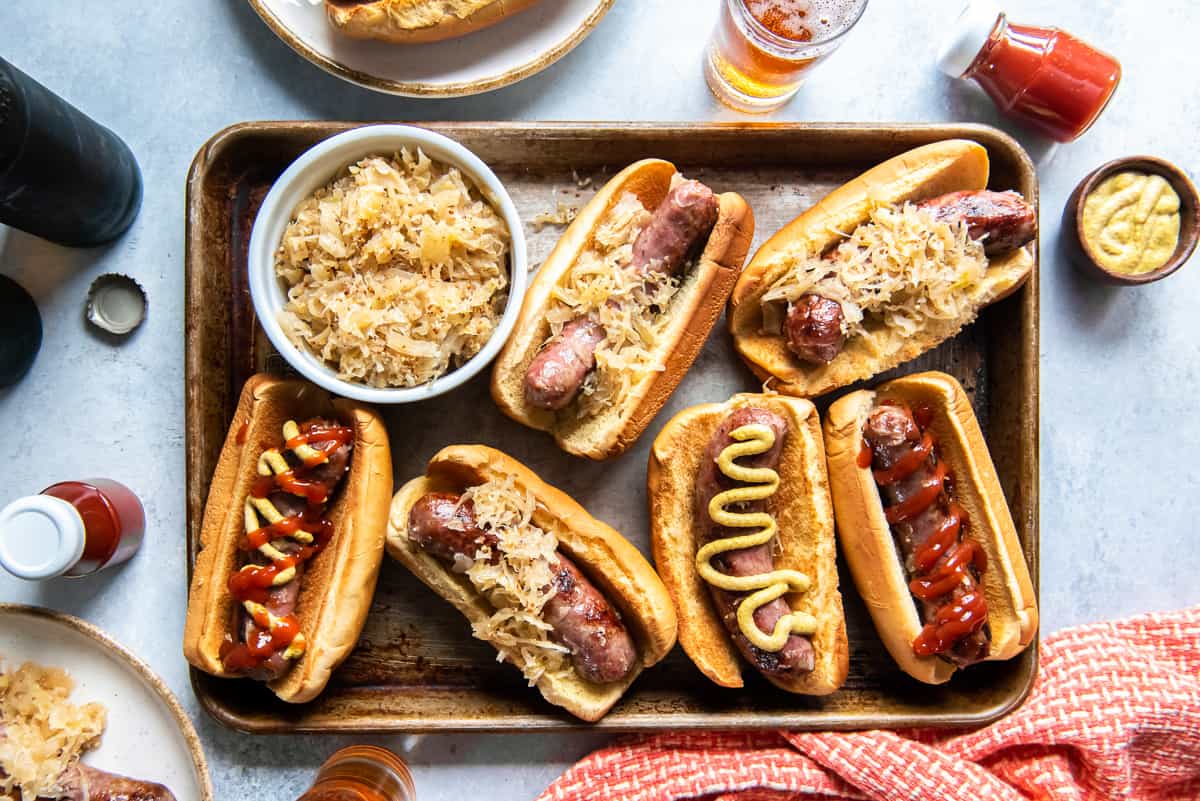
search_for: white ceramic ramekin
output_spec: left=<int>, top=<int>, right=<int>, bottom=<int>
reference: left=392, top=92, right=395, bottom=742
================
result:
left=248, top=125, right=527, bottom=404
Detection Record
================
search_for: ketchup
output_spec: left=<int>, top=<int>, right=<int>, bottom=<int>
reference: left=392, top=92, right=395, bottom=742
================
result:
left=938, top=2, right=1121, bottom=143
left=864, top=404, right=989, bottom=659
left=220, top=419, right=351, bottom=672
left=0, top=479, right=144, bottom=579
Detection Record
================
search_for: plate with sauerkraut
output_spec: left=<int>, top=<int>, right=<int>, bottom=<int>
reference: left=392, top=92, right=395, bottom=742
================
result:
left=248, top=125, right=528, bottom=404
left=0, top=605, right=212, bottom=801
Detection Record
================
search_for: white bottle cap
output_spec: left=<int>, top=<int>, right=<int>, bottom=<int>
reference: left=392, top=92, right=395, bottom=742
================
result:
left=0, top=495, right=87, bottom=580
left=937, top=0, right=1002, bottom=78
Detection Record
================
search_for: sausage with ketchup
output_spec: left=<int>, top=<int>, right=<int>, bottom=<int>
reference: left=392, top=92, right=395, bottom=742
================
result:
left=823, top=372, right=1038, bottom=684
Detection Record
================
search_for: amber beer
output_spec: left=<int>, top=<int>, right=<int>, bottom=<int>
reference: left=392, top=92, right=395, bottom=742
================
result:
left=295, top=746, right=416, bottom=801
left=705, top=0, right=869, bottom=112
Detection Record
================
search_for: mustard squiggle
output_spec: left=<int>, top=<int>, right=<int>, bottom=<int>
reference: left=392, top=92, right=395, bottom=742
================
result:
left=695, top=422, right=817, bottom=652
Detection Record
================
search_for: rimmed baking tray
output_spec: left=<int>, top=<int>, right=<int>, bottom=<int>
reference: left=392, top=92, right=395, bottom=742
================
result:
left=185, top=122, right=1039, bottom=732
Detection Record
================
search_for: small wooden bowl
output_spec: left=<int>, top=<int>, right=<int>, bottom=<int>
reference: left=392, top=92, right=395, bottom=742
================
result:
left=1063, top=156, right=1200, bottom=285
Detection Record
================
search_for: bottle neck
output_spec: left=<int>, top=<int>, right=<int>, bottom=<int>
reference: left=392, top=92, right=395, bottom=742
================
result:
left=963, top=12, right=1008, bottom=79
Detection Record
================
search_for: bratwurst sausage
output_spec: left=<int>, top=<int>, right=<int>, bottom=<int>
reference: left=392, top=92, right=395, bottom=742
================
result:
left=523, top=180, right=720, bottom=411
left=407, top=493, right=638, bottom=684
left=863, top=402, right=990, bottom=667
left=693, top=407, right=815, bottom=676
left=55, top=763, right=178, bottom=801
left=917, top=189, right=1037, bottom=257
left=784, top=189, right=1037, bottom=365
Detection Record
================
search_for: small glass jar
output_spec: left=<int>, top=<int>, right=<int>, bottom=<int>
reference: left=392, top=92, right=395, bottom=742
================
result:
left=0, top=479, right=145, bottom=579
left=296, top=746, right=416, bottom=801
left=937, top=1, right=1121, bottom=143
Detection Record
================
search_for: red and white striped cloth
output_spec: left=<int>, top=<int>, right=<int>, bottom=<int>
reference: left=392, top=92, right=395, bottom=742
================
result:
left=538, top=606, right=1200, bottom=801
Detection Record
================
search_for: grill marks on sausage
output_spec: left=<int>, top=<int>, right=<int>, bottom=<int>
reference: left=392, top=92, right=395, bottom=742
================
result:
left=522, top=179, right=719, bottom=411
left=56, top=763, right=178, bottom=801
left=917, top=189, right=1037, bottom=257
left=407, top=492, right=638, bottom=684
left=782, top=189, right=1037, bottom=365
left=863, top=402, right=991, bottom=667
left=694, top=407, right=816, bottom=676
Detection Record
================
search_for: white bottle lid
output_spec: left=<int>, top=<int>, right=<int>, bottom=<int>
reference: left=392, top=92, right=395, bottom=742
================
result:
left=937, top=0, right=1002, bottom=78
left=0, top=495, right=87, bottom=580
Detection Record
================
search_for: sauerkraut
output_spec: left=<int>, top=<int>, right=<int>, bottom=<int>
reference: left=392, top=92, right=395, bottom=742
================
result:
left=275, top=149, right=510, bottom=388
left=453, top=476, right=571, bottom=685
left=0, top=662, right=106, bottom=800
left=545, top=191, right=680, bottom=417
left=760, top=203, right=988, bottom=341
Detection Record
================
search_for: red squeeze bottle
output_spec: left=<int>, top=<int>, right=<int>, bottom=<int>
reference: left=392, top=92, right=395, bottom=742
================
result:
left=937, top=1, right=1121, bottom=143
left=0, top=479, right=145, bottom=579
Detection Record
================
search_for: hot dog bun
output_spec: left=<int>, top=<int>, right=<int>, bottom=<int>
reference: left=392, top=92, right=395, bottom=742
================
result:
left=183, top=374, right=392, bottom=703
left=823, top=372, right=1038, bottom=685
left=326, top=0, right=541, bottom=44
left=387, top=445, right=677, bottom=722
left=729, top=139, right=1035, bottom=398
left=648, top=394, right=848, bottom=695
left=491, top=159, right=755, bottom=460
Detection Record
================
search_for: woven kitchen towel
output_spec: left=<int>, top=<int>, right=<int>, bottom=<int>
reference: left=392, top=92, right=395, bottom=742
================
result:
left=538, top=606, right=1200, bottom=801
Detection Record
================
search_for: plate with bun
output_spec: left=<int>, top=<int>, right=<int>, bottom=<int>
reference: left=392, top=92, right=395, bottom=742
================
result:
left=246, top=0, right=615, bottom=97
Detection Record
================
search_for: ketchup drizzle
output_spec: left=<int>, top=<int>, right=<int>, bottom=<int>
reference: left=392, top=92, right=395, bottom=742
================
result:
left=865, top=403, right=989, bottom=659
left=221, top=419, right=352, bottom=672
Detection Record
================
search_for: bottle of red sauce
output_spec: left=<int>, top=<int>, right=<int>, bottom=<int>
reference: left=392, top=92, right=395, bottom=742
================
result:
left=296, top=746, right=416, bottom=801
left=0, top=480, right=144, bottom=579
left=937, top=1, right=1122, bottom=143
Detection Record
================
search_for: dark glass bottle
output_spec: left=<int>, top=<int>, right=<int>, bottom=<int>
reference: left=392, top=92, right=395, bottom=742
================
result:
left=0, top=58, right=142, bottom=246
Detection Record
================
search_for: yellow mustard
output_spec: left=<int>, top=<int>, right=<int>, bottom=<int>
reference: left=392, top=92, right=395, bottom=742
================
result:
left=1081, top=171, right=1181, bottom=275
left=695, top=423, right=816, bottom=652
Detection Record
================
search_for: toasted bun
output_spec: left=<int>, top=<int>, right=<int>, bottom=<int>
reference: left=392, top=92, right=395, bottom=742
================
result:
left=386, top=445, right=677, bottom=722
left=823, top=371, right=1038, bottom=684
left=183, top=374, right=392, bottom=703
left=647, top=394, right=848, bottom=695
left=491, top=159, right=755, bottom=460
left=729, top=139, right=1035, bottom=398
left=326, top=0, right=541, bottom=44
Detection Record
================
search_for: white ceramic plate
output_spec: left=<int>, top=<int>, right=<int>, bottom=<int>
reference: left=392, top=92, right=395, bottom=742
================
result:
left=0, top=605, right=213, bottom=801
left=248, top=0, right=615, bottom=97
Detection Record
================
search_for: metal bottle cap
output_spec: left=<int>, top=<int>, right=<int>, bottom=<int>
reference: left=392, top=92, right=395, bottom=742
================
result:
left=86, top=273, right=146, bottom=336
left=0, top=495, right=86, bottom=580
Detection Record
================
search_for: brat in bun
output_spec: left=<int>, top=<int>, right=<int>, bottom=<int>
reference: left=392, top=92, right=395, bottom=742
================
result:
left=184, top=374, right=392, bottom=703
left=729, top=139, right=1036, bottom=398
left=823, top=371, right=1038, bottom=684
left=326, top=0, right=541, bottom=44
left=648, top=394, right=848, bottom=695
left=492, top=159, right=754, bottom=460
left=388, top=445, right=677, bottom=722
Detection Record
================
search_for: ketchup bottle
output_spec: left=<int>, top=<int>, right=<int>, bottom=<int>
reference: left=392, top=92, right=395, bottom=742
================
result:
left=0, top=479, right=145, bottom=579
left=296, top=746, right=416, bottom=801
left=937, top=1, right=1122, bottom=142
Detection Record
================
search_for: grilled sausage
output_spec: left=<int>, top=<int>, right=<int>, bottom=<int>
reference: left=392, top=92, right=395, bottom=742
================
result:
left=228, top=418, right=353, bottom=681
left=407, top=493, right=638, bottom=684
left=56, top=763, right=177, bottom=801
left=522, top=318, right=606, bottom=411
left=629, top=179, right=719, bottom=276
left=863, top=402, right=990, bottom=666
left=522, top=180, right=720, bottom=411
left=918, top=189, right=1037, bottom=256
left=783, top=190, right=1036, bottom=364
left=785, top=293, right=845, bottom=365
left=694, top=407, right=816, bottom=676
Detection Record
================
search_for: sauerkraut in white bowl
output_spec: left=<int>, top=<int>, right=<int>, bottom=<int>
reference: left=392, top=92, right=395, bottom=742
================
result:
left=249, top=125, right=527, bottom=403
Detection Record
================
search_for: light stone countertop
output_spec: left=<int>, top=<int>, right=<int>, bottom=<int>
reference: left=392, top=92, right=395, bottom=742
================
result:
left=1, top=1, right=1197, bottom=799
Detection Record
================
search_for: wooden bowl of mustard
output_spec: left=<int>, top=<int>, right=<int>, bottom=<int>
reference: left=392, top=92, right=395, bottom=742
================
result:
left=1064, top=156, right=1199, bottom=285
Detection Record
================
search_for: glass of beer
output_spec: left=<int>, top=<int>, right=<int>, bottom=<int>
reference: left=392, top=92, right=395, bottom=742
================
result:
left=705, top=0, right=870, bottom=113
